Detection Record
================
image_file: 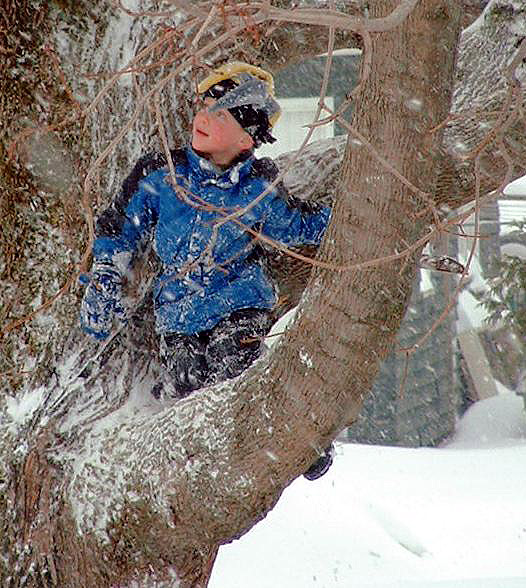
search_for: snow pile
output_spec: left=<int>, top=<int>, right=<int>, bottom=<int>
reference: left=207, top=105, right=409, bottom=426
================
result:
left=210, top=392, right=526, bottom=588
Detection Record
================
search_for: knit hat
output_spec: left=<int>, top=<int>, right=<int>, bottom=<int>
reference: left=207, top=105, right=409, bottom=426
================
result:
left=198, top=62, right=281, bottom=147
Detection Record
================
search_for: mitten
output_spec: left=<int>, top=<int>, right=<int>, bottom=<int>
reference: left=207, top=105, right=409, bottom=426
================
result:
left=79, top=261, right=127, bottom=340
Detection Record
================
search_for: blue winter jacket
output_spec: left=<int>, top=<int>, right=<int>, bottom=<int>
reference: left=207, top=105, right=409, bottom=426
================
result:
left=93, top=147, right=331, bottom=335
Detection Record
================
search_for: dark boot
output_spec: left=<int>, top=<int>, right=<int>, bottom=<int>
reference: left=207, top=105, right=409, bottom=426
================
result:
left=158, top=333, right=210, bottom=397
left=303, top=444, right=334, bottom=481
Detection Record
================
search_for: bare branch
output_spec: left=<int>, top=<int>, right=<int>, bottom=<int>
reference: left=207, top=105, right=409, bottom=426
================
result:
left=263, top=0, right=419, bottom=32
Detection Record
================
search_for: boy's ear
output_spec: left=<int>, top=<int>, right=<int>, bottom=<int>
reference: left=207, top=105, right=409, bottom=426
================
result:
left=239, top=132, right=254, bottom=151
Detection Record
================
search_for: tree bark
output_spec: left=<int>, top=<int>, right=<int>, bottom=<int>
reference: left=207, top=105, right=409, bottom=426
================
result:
left=0, top=0, right=524, bottom=586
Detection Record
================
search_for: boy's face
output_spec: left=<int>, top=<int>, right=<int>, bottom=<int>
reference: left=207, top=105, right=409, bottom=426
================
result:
left=192, top=97, right=254, bottom=167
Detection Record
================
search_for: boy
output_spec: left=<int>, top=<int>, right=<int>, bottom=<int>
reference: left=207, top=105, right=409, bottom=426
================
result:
left=80, top=62, right=333, bottom=480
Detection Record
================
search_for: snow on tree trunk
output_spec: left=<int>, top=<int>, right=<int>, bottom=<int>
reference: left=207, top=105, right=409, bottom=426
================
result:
left=441, top=0, right=526, bottom=210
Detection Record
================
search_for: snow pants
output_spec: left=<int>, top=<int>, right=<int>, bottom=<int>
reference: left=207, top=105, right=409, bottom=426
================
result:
left=159, top=309, right=273, bottom=396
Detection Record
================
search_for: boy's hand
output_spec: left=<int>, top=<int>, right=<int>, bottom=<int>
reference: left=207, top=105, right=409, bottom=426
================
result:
left=79, top=262, right=127, bottom=340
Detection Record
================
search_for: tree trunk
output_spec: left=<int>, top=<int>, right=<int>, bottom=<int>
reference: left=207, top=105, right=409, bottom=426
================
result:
left=1, top=0, right=524, bottom=586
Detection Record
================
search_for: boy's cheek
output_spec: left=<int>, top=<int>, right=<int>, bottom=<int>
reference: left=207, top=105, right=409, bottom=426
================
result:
left=194, top=132, right=222, bottom=152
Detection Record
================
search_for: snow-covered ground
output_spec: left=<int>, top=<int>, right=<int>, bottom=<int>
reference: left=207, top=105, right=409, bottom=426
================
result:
left=210, top=388, right=526, bottom=588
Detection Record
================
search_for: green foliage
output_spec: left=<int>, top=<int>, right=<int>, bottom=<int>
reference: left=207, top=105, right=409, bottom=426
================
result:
left=481, top=220, right=526, bottom=338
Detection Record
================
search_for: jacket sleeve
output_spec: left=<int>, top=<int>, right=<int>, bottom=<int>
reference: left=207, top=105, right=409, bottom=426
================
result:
left=92, top=159, right=164, bottom=270
left=253, top=158, right=331, bottom=246
left=95, top=151, right=173, bottom=237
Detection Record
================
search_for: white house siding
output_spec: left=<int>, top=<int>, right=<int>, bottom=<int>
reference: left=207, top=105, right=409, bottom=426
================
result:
left=257, top=96, right=335, bottom=160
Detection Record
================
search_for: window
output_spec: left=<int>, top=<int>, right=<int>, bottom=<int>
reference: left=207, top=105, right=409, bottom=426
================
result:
left=257, top=96, right=335, bottom=159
